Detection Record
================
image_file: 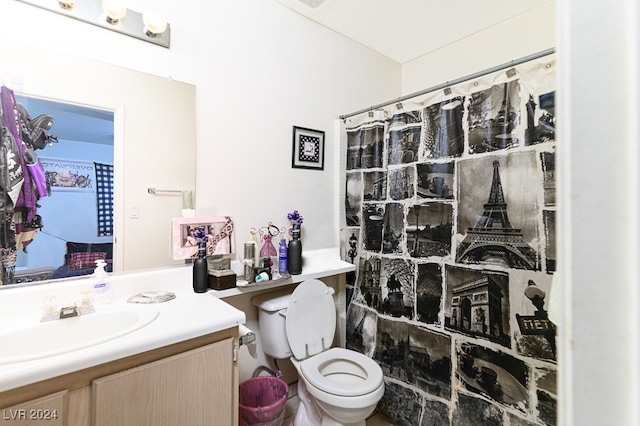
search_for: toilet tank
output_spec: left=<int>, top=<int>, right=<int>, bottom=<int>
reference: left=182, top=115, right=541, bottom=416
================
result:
left=252, top=289, right=293, bottom=359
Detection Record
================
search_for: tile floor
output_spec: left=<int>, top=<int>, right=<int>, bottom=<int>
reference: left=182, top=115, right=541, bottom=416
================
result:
left=282, top=393, right=395, bottom=425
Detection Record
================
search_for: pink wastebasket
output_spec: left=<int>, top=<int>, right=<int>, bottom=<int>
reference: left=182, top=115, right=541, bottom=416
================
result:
left=239, top=376, right=289, bottom=426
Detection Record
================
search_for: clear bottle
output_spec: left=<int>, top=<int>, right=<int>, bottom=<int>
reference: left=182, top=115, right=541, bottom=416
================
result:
left=278, top=238, right=288, bottom=274
left=92, top=259, right=113, bottom=304
left=287, top=229, right=302, bottom=275
left=243, top=241, right=256, bottom=282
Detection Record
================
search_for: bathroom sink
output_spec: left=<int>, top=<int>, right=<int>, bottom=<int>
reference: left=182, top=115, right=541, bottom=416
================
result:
left=0, top=306, right=159, bottom=364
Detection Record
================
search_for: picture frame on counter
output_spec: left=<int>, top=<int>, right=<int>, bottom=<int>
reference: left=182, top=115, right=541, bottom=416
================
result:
left=171, top=216, right=235, bottom=260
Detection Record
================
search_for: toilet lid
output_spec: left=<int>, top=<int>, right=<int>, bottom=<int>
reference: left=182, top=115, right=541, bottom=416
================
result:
left=286, top=279, right=336, bottom=360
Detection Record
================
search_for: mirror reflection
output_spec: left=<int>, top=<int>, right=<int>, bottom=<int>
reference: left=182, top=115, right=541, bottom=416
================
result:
left=3, top=92, right=115, bottom=286
left=0, top=44, right=197, bottom=288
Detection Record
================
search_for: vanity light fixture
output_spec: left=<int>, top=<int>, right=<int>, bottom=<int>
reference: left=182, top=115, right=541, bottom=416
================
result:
left=14, top=0, right=171, bottom=48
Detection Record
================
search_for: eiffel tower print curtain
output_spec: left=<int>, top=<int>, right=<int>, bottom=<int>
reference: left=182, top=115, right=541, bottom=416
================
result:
left=341, top=53, right=556, bottom=425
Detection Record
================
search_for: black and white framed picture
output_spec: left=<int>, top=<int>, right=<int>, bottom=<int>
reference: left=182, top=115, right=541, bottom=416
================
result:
left=292, top=125, right=325, bottom=170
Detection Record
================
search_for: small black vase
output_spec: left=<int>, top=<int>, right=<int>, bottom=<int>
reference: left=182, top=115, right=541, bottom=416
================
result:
left=288, top=228, right=302, bottom=275
left=193, top=247, right=209, bottom=293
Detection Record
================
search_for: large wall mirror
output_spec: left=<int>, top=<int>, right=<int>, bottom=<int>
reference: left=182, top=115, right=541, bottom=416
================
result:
left=0, top=42, right=196, bottom=288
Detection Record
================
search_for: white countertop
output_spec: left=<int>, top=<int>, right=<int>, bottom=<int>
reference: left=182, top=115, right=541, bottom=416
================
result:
left=0, top=248, right=354, bottom=393
left=215, top=247, right=356, bottom=298
left=0, top=267, right=245, bottom=393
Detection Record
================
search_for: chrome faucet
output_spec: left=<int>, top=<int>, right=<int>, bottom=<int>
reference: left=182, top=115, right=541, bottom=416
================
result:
left=41, top=293, right=95, bottom=322
left=58, top=303, right=80, bottom=319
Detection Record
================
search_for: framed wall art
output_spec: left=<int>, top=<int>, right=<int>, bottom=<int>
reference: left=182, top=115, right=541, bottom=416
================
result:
left=292, top=125, right=325, bottom=170
left=171, top=216, right=235, bottom=260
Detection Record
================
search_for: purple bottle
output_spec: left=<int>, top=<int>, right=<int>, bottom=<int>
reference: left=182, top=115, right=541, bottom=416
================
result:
left=278, top=238, right=288, bottom=274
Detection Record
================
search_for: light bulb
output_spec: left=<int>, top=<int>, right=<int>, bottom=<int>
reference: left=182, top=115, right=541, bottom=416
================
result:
left=102, top=0, right=127, bottom=24
left=143, top=13, right=168, bottom=36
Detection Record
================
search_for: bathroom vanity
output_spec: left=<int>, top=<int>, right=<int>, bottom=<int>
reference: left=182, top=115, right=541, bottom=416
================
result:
left=0, top=329, right=237, bottom=426
left=0, top=267, right=244, bottom=426
left=0, top=248, right=355, bottom=426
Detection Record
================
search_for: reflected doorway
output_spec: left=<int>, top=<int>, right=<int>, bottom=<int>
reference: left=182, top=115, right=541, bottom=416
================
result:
left=13, top=95, right=114, bottom=284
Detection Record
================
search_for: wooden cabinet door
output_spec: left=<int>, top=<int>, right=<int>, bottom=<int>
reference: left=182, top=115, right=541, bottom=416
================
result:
left=93, top=338, right=234, bottom=426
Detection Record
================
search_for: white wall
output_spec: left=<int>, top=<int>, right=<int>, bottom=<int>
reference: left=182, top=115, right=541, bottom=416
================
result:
left=558, top=1, right=640, bottom=425
left=401, top=2, right=556, bottom=95
left=190, top=2, right=401, bottom=250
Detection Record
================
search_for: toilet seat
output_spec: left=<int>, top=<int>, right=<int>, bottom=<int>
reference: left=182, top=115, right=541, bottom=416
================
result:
left=286, top=280, right=383, bottom=398
left=299, top=347, right=384, bottom=397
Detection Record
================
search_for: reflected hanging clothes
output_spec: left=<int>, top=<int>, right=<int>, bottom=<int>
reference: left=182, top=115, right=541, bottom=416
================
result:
left=0, top=86, right=54, bottom=284
left=16, top=103, right=51, bottom=199
left=0, top=213, right=16, bottom=285
left=1, top=85, right=42, bottom=224
left=0, top=125, right=23, bottom=210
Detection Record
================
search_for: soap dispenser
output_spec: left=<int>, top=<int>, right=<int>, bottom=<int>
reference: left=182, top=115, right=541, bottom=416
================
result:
left=91, top=259, right=113, bottom=304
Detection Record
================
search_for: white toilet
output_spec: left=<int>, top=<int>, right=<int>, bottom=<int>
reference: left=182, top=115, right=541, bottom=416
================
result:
left=252, top=279, right=385, bottom=426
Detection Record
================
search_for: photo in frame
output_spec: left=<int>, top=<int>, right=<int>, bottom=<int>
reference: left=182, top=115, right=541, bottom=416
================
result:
left=171, top=216, right=235, bottom=260
left=292, top=125, right=325, bottom=170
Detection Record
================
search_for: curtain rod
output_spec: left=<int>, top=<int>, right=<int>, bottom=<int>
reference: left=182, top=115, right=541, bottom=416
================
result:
left=339, top=48, right=555, bottom=120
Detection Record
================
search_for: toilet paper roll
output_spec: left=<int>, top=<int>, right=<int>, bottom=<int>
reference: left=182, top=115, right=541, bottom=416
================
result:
left=239, top=324, right=256, bottom=346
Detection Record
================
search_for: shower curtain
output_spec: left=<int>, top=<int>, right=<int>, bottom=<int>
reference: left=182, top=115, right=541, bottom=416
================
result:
left=341, top=54, right=557, bottom=425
